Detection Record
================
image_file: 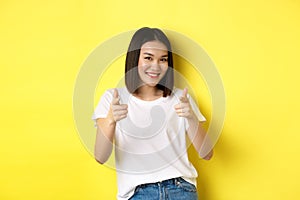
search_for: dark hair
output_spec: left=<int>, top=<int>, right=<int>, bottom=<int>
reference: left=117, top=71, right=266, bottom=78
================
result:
left=125, top=27, right=174, bottom=97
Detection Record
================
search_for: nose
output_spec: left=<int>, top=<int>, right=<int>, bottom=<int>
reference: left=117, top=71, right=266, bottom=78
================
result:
left=150, top=60, right=161, bottom=70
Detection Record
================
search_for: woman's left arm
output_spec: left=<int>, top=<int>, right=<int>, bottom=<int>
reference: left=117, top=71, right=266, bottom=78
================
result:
left=186, top=117, right=214, bottom=160
left=174, top=88, right=213, bottom=160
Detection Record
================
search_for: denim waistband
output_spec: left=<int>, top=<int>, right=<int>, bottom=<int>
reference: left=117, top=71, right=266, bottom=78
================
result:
left=138, top=177, right=183, bottom=188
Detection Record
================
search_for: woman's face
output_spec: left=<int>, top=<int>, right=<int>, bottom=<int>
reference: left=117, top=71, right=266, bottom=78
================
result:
left=137, top=40, right=169, bottom=88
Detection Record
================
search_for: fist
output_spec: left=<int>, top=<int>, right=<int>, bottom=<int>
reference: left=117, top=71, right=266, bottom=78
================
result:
left=174, top=88, right=194, bottom=118
left=109, top=89, right=128, bottom=122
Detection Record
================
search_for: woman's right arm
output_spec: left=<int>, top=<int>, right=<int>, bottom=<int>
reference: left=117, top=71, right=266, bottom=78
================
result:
left=94, top=118, right=116, bottom=164
left=94, top=89, right=128, bottom=164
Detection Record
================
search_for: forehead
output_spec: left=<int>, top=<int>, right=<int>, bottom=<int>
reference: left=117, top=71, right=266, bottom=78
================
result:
left=141, top=41, right=168, bottom=52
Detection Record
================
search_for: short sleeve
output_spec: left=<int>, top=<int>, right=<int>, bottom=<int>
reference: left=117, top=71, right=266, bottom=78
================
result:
left=188, top=94, right=206, bottom=122
left=91, top=89, right=113, bottom=127
left=184, top=94, right=206, bottom=130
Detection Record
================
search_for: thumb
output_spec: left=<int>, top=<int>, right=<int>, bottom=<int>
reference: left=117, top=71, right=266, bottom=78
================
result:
left=113, top=88, right=119, bottom=98
left=182, top=88, right=188, bottom=98
left=180, top=88, right=188, bottom=102
left=112, top=89, right=120, bottom=105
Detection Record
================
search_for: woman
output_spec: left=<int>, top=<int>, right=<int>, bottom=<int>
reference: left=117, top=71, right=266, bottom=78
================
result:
left=92, top=27, right=213, bottom=200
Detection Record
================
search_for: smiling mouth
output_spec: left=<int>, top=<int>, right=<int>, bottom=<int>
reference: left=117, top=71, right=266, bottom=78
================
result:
left=146, top=72, right=160, bottom=78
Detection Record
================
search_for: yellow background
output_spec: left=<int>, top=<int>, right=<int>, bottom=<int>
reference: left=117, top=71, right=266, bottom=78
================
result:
left=1, top=0, right=299, bottom=199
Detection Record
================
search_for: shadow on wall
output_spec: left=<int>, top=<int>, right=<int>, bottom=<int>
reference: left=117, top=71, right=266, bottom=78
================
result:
left=188, top=127, right=250, bottom=200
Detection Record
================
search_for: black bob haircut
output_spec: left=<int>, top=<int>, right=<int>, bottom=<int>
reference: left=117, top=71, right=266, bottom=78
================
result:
left=125, top=27, right=174, bottom=97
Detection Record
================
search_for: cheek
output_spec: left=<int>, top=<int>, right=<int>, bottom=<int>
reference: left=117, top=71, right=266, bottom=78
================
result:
left=138, top=59, right=149, bottom=72
left=162, top=65, right=169, bottom=73
left=137, top=65, right=146, bottom=78
left=137, top=66, right=142, bottom=75
left=138, top=56, right=146, bottom=67
left=138, top=63, right=146, bottom=72
left=137, top=58, right=145, bottom=75
left=138, top=58, right=142, bottom=67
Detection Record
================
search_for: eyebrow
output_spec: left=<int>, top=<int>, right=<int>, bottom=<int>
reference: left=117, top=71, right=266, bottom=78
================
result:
left=143, top=52, right=168, bottom=57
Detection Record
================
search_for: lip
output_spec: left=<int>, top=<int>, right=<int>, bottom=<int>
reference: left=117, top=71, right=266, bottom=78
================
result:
left=145, top=72, right=160, bottom=78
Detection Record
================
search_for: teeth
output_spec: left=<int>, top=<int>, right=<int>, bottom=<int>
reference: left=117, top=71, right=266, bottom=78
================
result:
left=147, top=72, right=159, bottom=77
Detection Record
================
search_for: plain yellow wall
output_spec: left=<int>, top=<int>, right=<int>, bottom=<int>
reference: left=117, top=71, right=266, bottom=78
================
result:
left=1, top=0, right=299, bottom=199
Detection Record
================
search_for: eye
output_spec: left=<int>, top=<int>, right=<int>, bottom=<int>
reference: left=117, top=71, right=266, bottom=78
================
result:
left=144, top=57, right=152, bottom=61
left=160, top=58, right=168, bottom=62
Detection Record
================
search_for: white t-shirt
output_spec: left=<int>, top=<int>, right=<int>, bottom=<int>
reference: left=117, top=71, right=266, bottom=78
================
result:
left=92, top=87, right=206, bottom=200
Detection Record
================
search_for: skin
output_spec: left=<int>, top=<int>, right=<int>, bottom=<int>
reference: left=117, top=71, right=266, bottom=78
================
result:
left=134, top=40, right=169, bottom=100
left=94, top=40, right=213, bottom=164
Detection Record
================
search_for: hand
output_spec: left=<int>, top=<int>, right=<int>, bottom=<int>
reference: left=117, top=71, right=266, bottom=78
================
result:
left=174, top=88, right=194, bottom=119
left=108, top=89, right=128, bottom=123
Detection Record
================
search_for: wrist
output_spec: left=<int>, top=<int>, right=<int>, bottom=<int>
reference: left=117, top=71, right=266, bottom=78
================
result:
left=107, top=118, right=116, bottom=126
left=106, top=110, right=116, bottom=126
left=187, top=111, right=198, bottom=122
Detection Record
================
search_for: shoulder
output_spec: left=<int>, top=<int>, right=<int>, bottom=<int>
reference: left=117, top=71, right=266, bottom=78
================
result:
left=172, top=87, right=183, bottom=96
left=101, top=87, right=130, bottom=104
left=103, top=87, right=128, bottom=96
left=117, top=87, right=130, bottom=95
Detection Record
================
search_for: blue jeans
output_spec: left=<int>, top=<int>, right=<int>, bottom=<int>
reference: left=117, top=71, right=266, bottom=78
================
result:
left=128, top=177, right=198, bottom=200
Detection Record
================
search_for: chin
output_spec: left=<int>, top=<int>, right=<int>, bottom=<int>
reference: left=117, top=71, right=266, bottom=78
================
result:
left=140, top=79, right=160, bottom=87
left=145, top=82, right=158, bottom=87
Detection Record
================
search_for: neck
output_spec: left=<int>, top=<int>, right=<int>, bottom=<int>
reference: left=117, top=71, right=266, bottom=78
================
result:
left=134, top=85, right=163, bottom=101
